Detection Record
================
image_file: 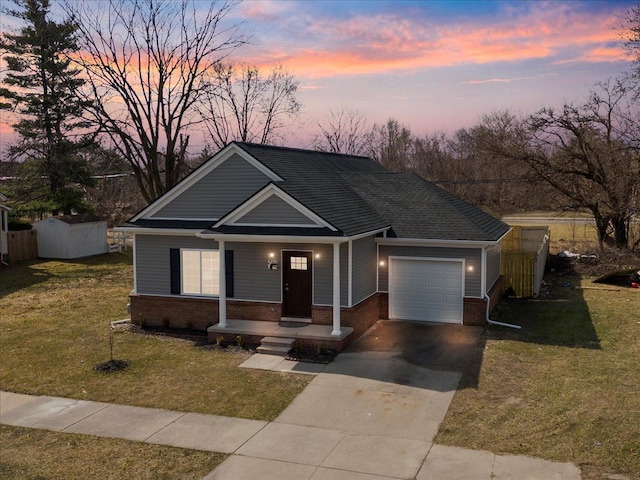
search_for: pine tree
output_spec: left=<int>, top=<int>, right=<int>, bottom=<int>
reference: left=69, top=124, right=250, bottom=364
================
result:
left=0, top=0, right=95, bottom=216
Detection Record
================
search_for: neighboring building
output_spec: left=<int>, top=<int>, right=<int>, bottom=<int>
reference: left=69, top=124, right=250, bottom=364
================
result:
left=35, top=214, right=109, bottom=259
left=118, top=143, right=510, bottom=350
left=0, top=193, right=10, bottom=267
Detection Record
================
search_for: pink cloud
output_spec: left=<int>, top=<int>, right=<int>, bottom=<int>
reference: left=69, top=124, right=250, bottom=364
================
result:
left=238, top=2, right=627, bottom=79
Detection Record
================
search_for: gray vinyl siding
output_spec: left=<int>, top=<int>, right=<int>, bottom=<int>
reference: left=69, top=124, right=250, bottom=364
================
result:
left=135, top=234, right=219, bottom=295
left=352, top=236, right=377, bottom=305
left=378, top=245, right=483, bottom=297
left=152, top=153, right=270, bottom=219
left=237, top=195, right=317, bottom=225
left=485, top=243, right=501, bottom=292
left=228, top=242, right=347, bottom=306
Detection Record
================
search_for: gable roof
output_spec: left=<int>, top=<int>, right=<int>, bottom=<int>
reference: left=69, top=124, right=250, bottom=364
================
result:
left=232, top=143, right=390, bottom=236
left=125, top=142, right=509, bottom=242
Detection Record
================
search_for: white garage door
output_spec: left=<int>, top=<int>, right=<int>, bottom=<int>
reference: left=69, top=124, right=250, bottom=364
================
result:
left=389, top=258, right=463, bottom=324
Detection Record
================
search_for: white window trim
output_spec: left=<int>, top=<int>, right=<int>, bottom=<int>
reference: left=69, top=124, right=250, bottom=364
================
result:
left=181, top=248, right=221, bottom=297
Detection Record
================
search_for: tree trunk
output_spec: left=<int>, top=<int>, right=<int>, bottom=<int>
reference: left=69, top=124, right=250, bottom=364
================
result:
left=612, top=215, right=629, bottom=249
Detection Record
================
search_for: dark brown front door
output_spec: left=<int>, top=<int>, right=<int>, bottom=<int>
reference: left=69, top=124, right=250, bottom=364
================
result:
left=282, top=251, right=312, bottom=318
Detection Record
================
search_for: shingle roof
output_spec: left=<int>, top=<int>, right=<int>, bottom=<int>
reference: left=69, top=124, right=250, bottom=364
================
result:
left=127, top=142, right=509, bottom=242
left=233, top=143, right=509, bottom=242
left=342, top=172, right=510, bottom=241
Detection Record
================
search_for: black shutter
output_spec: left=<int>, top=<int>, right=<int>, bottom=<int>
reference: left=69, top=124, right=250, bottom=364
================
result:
left=170, top=248, right=181, bottom=295
left=225, top=250, right=234, bottom=298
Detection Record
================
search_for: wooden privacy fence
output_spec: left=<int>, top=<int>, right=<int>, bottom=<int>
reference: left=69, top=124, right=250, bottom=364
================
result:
left=501, top=226, right=550, bottom=297
left=8, top=229, right=38, bottom=263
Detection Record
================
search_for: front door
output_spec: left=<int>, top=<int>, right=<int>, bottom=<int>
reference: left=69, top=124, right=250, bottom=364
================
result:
left=282, top=251, right=312, bottom=318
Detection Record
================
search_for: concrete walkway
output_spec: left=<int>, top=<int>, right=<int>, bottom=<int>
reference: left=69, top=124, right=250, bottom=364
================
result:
left=1, top=351, right=581, bottom=479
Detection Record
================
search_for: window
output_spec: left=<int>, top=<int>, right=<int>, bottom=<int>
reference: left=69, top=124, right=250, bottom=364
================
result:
left=182, top=249, right=220, bottom=296
left=290, top=256, right=308, bottom=270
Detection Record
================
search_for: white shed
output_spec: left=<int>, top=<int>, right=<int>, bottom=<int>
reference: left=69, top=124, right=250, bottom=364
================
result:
left=35, top=214, right=109, bottom=259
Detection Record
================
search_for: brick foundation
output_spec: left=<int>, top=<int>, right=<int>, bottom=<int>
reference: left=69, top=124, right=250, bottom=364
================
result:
left=463, top=298, right=487, bottom=326
left=130, top=295, right=219, bottom=331
left=311, top=293, right=381, bottom=346
left=129, top=292, right=380, bottom=349
left=129, top=282, right=497, bottom=347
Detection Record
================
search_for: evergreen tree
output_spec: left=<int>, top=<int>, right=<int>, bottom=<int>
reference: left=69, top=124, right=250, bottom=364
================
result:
left=0, top=0, right=94, bottom=216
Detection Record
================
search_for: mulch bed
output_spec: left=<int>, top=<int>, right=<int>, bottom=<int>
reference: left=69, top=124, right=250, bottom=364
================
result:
left=93, top=359, right=130, bottom=373
left=286, top=347, right=337, bottom=364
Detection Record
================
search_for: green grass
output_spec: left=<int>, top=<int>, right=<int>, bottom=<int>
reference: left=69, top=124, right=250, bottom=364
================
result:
left=437, top=273, right=640, bottom=479
left=0, top=253, right=310, bottom=418
left=0, top=425, right=225, bottom=479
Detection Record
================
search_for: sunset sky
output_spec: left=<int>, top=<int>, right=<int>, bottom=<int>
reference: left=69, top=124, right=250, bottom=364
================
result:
left=231, top=0, right=635, bottom=145
left=0, top=0, right=636, bottom=152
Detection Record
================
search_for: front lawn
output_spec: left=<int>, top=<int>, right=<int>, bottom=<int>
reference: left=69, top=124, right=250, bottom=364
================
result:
left=0, top=253, right=310, bottom=420
left=437, top=270, right=640, bottom=479
left=0, top=425, right=225, bottom=480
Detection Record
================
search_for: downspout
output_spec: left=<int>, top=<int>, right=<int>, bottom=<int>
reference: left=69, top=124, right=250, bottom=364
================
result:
left=485, top=295, right=521, bottom=329
left=483, top=245, right=521, bottom=329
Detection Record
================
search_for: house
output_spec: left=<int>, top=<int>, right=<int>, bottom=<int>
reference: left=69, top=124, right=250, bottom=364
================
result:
left=118, top=143, right=510, bottom=350
left=0, top=193, right=10, bottom=267
left=35, top=213, right=109, bottom=259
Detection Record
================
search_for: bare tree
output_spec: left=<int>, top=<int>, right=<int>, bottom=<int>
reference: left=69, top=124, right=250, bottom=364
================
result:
left=371, top=118, right=414, bottom=171
left=525, top=79, right=640, bottom=249
left=202, top=64, right=300, bottom=149
left=312, top=107, right=374, bottom=155
left=67, top=0, right=245, bottom=203
left=620, top=2, right=640, bottom=81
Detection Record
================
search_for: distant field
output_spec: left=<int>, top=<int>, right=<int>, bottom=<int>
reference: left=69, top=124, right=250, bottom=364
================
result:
left=502, top=214, right=599, bottom=253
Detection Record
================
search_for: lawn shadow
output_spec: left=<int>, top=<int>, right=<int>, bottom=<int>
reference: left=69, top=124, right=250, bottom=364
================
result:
left=0, top=260, right=53, bottom=298
left=458, top=256, right=601, bottom=390
left=0, top=252, right=132, bottom=299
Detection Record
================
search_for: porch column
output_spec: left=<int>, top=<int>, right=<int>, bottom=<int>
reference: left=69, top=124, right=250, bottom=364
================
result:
left=218, top=239, right=227, bottom=328
left=331, top=242, right=341, bottom=336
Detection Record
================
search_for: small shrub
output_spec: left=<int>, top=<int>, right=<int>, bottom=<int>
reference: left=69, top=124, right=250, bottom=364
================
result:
left=216, top=335, right=225, bottom=347
left=162, top=316, right=170, bottom=328
left=186, top=320, right=193, bottom=330
left=236, top=335, right=244, bottom=348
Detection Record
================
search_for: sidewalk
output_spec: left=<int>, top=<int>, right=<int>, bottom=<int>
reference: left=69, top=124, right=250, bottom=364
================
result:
left=1, top=351, right=582, bottom=479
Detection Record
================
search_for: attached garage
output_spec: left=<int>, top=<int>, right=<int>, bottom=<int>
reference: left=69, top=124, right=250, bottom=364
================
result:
left=389, top=257, right=464, bottom=324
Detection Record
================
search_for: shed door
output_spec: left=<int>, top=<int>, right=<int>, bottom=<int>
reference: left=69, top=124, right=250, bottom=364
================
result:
left=389, top=258, right=463, bottom=324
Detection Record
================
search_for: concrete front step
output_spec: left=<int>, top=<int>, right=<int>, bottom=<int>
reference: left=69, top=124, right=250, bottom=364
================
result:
left=257, top=337, right=295, bottom=356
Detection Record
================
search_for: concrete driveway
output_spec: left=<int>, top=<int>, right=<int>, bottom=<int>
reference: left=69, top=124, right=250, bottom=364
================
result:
left=210, top=320, right=576, bottom=480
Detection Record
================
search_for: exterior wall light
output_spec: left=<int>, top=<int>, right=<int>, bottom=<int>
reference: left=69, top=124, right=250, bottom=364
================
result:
left=467, top=265, right=474, bottom=272
left=379, top=260, right=386, bottom=267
